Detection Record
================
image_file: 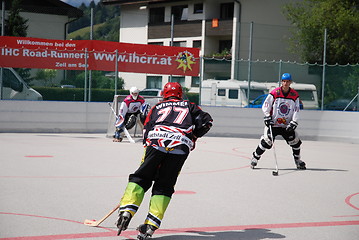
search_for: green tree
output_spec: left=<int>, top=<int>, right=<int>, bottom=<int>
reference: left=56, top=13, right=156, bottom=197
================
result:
left=68, top=1, right=119, bottom=36
left=61, top=71, right=124, bottom=90
left=5, top=0, right=32, bottom=84
left=5, top=0, right=28, bottom=37
left=283, top=0, right=359, bottom=65
left=95, top=16, right=120, bottom=41
left=35, top=69, right=57, bottom=87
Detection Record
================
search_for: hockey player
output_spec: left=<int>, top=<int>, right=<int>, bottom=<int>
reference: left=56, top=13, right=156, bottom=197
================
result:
left=113, top=87, right=149, bottom=142
left=251, top=73, right=306, bottom=170
left=116, top=82, right=213, bottom=239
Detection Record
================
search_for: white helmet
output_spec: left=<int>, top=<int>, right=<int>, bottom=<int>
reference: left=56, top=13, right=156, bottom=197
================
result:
left=130, top=86, right=140, bottom=100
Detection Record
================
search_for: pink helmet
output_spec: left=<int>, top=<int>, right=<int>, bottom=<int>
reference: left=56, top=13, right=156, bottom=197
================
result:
left=162, top=82, right=183, bottom=100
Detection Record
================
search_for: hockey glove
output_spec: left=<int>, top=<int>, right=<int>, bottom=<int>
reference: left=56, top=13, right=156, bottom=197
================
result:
left=193, top=111, right=213, bottom=138
left=264, top=116, right=274, bottom=127
left=286, top=121, right=298, bottom=132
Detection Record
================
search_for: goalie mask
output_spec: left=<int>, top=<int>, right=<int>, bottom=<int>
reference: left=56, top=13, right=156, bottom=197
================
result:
left=130, top=87, right=140, bottom=100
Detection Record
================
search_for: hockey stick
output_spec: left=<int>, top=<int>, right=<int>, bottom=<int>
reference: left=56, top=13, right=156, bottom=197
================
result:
left=269, top=124, right=279, bottom=176
left=108, top=102, right=135, bottom=144
left=84, top=203, right=120, bottom=227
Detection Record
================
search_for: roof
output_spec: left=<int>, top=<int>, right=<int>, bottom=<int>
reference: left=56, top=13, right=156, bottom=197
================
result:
left=3, top=0, right=83, bottom=18
left=101, top=0, right=185, bottom=5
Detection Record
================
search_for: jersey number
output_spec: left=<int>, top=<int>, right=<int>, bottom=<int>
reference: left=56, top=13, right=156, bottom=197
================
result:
left=156, top=106, right=189, bottom=124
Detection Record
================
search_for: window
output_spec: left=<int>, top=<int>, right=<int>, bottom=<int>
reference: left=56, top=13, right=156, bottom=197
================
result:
left=219, top=40, right=232, bottom=53
left=193, top=40, right=201, bottom=49
left=170, top=76, right=185, bottom=86
left=220, top=2, right=234, bottom=20
left=229, top=89, right=238, bottom=99
left=253, top=95, right=266, bottom=105
left=296, top=90, right=314, bottom=101
left=193, top=3, right=203, bottom=14
left=218, top=89, right=226, bottom=96
left=172, top=5, right=188, bottom=21
left=149, top=7, right=165, bottom=24
left=173, top=41, right=187, bottom=47
left=148, top=42, right=163, bottom=46
left=244, top=89, right=266, bottom=101
left=146, top=76, right=162, bottom=89
left=191, top=77, right=200, bottom=87
left=140, top=89, right=161, bottom=96
left=3, top=68, right=23, bottom=92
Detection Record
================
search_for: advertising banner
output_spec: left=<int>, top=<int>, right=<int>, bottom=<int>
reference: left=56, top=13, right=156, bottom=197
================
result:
left=0, top=36, right=200, bottom=76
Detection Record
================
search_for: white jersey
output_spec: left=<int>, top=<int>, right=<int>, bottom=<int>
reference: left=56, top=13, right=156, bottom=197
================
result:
left=262, top=87, right=300, bottom=127
left=119, top=95, right=146, bottom=117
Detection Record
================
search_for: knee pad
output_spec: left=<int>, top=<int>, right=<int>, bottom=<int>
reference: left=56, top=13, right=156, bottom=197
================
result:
left=260, top=137, right=272, bottom=149
left=288, top=138, right=301, bottom=148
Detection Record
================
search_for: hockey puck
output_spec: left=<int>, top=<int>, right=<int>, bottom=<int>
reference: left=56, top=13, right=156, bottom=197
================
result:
left=272, top=171, right=278, bottom=176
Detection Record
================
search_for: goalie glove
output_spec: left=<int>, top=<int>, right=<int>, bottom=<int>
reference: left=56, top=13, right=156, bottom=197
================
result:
left=286, top=120, right=298, bottom=132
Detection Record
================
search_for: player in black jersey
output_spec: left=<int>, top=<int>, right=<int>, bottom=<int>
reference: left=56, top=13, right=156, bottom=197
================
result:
left=116, top=82, right=213, bottom=239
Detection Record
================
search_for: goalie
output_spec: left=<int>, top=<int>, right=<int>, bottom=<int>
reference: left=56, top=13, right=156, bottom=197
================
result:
left=113, top=87, right=149, bottom=142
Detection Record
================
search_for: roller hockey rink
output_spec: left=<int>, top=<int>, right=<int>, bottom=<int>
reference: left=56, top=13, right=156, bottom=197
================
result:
left=0, top=133, right=358, bottom=240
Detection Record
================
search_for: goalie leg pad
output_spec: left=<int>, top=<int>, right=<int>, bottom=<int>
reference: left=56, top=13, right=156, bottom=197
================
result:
left=125, top=114, right=137, bottom=130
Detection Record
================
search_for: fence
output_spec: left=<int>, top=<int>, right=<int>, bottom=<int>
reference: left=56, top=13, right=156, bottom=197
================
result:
left=202, top=58, right=359, bottom=111
left=202, top=22, right=359, bottom=111
left=1, top=25, right=359, bottom=111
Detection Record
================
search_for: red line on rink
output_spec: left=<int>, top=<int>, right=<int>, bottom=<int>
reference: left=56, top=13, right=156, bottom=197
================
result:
left=345, top=192, right=359, bottom=211
left=0, top=232, right=117, bottom=240
left=2, top=192, right=359, bottom=240
left=0, top=210, right=358, bottom=240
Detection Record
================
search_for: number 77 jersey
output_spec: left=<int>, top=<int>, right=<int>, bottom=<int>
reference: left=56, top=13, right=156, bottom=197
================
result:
left=143, top=98, right=211, bottom=154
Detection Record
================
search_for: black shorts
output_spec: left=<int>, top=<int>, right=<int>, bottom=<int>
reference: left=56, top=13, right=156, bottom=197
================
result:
left=129, top=146, right=188, bottom=197
left=268, top=126, right=297, bottom=143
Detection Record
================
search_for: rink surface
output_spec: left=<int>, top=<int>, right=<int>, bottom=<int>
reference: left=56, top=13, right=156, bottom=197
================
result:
left=0, top=133, right=358, bottom=240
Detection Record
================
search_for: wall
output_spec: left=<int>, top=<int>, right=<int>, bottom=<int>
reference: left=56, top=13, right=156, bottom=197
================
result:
left=22, top=12, right=68, bottom=40
left=201, top=106, right=359, bottom=144
left=1, top=101, right=358, bottom=144
left=0, top=101, right=109, bottom=133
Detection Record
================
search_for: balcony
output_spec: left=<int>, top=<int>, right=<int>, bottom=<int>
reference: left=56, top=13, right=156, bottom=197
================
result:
left=148, top=20, right=202, bottom=39
left=205, top=19, right=233, bottom=36
left=148, top=18, right=233, bottom=39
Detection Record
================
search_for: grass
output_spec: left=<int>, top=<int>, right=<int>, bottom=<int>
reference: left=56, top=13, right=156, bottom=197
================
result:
left=67, top=23, right=105, bottom=40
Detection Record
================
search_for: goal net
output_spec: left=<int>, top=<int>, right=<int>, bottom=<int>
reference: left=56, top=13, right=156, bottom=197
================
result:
left=106, top=95, right=161, bottom=140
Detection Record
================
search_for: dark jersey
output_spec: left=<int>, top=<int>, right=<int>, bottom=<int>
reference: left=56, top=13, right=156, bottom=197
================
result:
left=143, top=99, right=212, bottom=154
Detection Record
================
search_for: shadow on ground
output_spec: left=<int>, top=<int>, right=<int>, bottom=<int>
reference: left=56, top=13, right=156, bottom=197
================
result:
left=154, top=229, right=285, bottom=239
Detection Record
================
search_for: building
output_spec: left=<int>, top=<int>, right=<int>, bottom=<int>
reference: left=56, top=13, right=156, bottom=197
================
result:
left=1, top=0, right=83, bottom=85
left=102, top=0, right=301, bottom=92
left=1, top=0, right=83, bottom=40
